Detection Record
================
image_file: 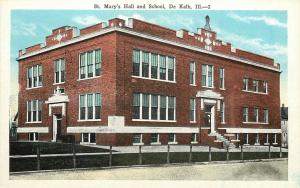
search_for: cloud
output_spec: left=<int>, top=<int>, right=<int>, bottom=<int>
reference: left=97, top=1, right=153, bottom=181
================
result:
left=118, top=13, right=146, bottom=21
left=227, top=13, right=287, bottom=28
left=72, top=15, right=101, bottom=26
left=148, top=15, right=195, bottom=30
left=219, top=31, right=287, bottom=58
left=12, top=22, right=37, bottom=36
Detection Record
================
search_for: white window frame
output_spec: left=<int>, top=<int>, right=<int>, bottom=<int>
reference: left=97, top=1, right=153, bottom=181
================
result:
left=242, top=107, right=248, bottom=122
left=27, top=64, right=43, bottom=89
left=221, top=101, right=225, bottom=123
left=132, top=49, right=176, bottom=83
left=191, top=133, right=198, bottom=144
left=254, top=107, right=259, bottom=122
left=28, top=132, right=38, bottom=142
left=263, top=81, right=268, bottom=94
left=78, top=49, right=102, bottom=80
left=168, top=133, right=177, bottom=144
left=219, top=68, right=225, bottom=89
left=54, top=58, right=65, bottom=84
left=263, top=109, right=269, bottom=123
left=255, top=133, right=260, bottom=145
left=190, top=98, right=196, bottom=123
left=242, top=78, right=248, bottom=91
left=202, top=64, right=214, bottom=88
left=78, top=93, right=102, bottom=121
left=132, top=133, right=144, bottom=145
left=81, top=133, right=96, bottom=144
left=189, top=62, right=196, bottom=85
left=132, top=93, right=176, bottom=122
left=150, top=133, right=161, bottom=145
left=253, top=80, right=259, bottom=92
left=26, top=100, right=42, bottom=123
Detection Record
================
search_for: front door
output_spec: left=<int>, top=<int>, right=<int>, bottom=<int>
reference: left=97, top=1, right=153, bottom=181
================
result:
left=204, top=104, right=215, bottom=133
left=53, top=114, right=62, bottom=142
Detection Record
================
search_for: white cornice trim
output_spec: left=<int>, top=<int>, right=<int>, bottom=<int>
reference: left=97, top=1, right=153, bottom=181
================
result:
left=17, top=27, right=280, bottom=72
left=17, top=127, right=49, bottom=133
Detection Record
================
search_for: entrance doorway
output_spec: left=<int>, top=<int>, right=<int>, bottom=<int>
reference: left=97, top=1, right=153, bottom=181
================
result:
left=204, top=104, right=216, bottom=133
left=53, top=114, right=62, bottom=142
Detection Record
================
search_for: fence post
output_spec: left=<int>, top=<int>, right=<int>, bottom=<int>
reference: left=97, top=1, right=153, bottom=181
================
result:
left=226, top=146, right=229, bottom=161
left=36, top=142, right=40, bottom=171
left=167, top=144, right=170, bottom=164
left=280, top=144, right=282, bottom=158
left=189, top=144, right=192, bottom=163
left=109, top=145, right=112, bottom=167
left=268, top=144, right=271, bottom=159
left=138, top=145, right=142, bottom=165
left=241, top=144, right=244, bottom=162
left=73, top=143, right=76, bottom=169
left=208, top=146, right=211, bottom=162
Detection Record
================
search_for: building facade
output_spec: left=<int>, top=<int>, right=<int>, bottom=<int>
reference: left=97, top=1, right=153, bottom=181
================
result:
left=17, top=16, right=281, bottom=147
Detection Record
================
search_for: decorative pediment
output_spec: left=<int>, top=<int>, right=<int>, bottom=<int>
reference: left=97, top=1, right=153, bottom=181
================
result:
left=45, top=86, right=69, bottom=104
left=196, top=90, right=223, bottom=100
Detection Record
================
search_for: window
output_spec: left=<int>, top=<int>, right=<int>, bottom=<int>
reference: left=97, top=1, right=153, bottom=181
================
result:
left=243, top=78, right=248, bottom=91
left=151, top=95, right=158, bottom=120
left=142, top=94, right=150, bottom=119
left=167, top=57, right=175, bottom=81
left=133, top=49, right=140, bottom=76
left=27, top=100, right=42, bottom=122
left=168, top=133, right=176, bottom=143
left=219, top=68, right=224, bottom=89
left=132, top=49, right=175, bottom=82
left=151, top=133, right=159, bottom=143
left=254, top=107, right=259, bottom=122
left=132, top=133, right=143, bottom=144
left=190, top=62, right=196, bottom=85
left=243, top=107, right=248, bottom=122
left=190, top=98, right=196, bottom=122
left=159, top=55, right=166, bottom=80
left=263, top=81, right=268, bottom=93
left=253, top=80, right=259, bottom=92
left=191, top=133, right=197, bottom=143
left=133, top=93, right=176, bottom=121
left=151, top=54, right=158, bottom=79
left=81, top=133, right=96, bottom=144
left=29, top=133, right=38, bottom=141
left=54, top=58, right=65, bottom=84
left=79, top=49, right=102, bottom=79
left=220, top=101, right=225, bottom=123
left=27, top=65, right=43, bottom=88
left=160, top=96, right=167, bottom=120
left=79, top=93, right=102, bottom=120
left=142, top=51, right=150, bottom=77
left=263, top=109, right=269, bottom=123
left=202, top=64, right=213, bottom=87
left=133, top=93, right=140, bottom=119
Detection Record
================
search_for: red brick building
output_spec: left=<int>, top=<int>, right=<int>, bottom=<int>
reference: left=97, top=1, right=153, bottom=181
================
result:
left=17, top=16, right=281, bottom=147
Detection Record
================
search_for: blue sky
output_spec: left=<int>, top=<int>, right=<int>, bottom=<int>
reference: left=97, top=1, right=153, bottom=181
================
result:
left=10, top=10, right=288, bottom=106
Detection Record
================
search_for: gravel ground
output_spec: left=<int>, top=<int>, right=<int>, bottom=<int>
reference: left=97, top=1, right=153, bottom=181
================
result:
left=10, top=159, right=287, bottom=180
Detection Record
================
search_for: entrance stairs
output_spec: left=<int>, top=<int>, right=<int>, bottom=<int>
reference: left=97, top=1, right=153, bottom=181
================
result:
left=209, top=132, right=236, bottom=148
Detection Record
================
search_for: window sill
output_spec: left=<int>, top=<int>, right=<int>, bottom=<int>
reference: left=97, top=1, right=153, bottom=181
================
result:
left=25, top=121, right=42, bottom=124
left=243, top=144, right=250, bottom=146
left=132, top=76, right=176, bottom=84
left=191, top=141, right=198, bottom=144
left=254, top=143, right=260, bottom=146
left=272, top=142, right=278, bottom=145
left=221, top=122, right=226, bottom=124
left=202, top=86, right=214, bottom=89
left=133, top=143, right=144, bottom=146
left=190, top=84, right=197, bottom=86
left=220, top=88, right=226, bottom=90
left=77, top=119, right=101, bottom=122
left=242, top=90, right=268, bottom=95
left=77, top=76, right=101, bottom=81
left=201, top=127, right=211, bottom=129
left=80, top=142, right=96, bottom=145
left=190, top=121, right=197, bottom=123
left=26, top=86, right=43, bottom=90
left=264, top=143, right=270, bottom=145
left=53, top=82, right=65, bottom=85
left=150, top=142, right=162, bottom=145
left=132, top=119, right=176, bottom=122
left=168, top=142, right=178, bottom=145
left=243, top=122, right=269, bottom=125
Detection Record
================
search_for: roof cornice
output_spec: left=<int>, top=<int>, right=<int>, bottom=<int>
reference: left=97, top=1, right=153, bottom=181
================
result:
left=17, top=27, right=280, bottom=72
